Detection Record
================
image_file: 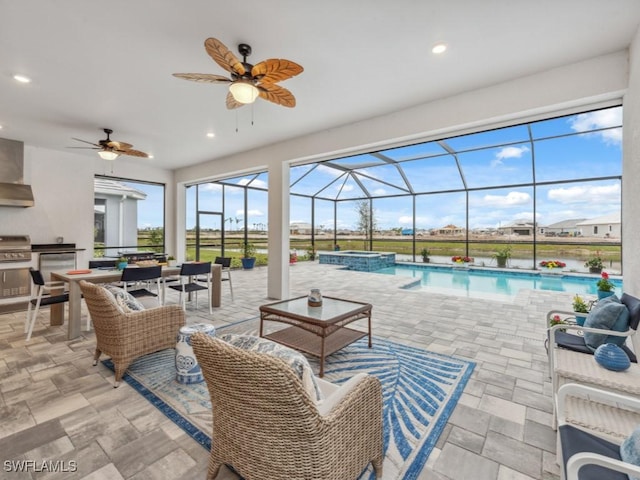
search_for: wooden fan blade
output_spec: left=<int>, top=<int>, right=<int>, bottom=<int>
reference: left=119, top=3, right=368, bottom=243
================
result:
left=225, top=91, right=245, bottom=110
left=116, top=148, right=149, bottom=158
left=172, top=73, right=232, bottom=84
left=204, top=38, right=245, bottom=76
left=252, top=59, right=303, bottom=83
left=71, top=137, right=101, bottom=147
left=258, top=83, right=296, bottom=108
left=107, top=140, right=133, bottom=150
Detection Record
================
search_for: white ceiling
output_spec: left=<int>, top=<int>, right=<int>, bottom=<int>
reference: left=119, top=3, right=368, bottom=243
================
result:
left=1, top=0, right=640, bottom=171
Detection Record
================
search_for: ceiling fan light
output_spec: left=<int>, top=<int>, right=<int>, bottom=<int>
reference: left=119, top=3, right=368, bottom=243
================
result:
left=98, top=150, right=119, bottom=161
left=229, top=81, right=259, bottom=104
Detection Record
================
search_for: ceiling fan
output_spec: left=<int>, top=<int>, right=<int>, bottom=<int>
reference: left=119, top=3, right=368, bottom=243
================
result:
left=173, top=37, right=303, bottom=109
left=69, top=128, right=149, bottom=160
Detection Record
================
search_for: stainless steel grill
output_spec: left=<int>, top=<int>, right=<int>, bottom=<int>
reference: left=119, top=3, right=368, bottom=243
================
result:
left=0, top=235, right=32, bottom=262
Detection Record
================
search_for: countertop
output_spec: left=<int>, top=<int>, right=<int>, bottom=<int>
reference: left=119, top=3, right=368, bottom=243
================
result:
left=31, top=244, right=86, bottom=253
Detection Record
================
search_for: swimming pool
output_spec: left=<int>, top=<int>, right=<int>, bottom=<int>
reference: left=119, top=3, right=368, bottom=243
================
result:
left=374, top=264, right=623, bottom=299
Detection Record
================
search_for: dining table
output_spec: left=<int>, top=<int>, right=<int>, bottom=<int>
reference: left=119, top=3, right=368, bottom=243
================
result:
left=49, top=264, right=222, bottom=340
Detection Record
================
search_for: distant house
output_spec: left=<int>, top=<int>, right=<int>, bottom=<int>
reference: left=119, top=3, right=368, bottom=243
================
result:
left=401, top=228, right=414, bottom=235
left=435, top=224, right=465, bottom=235
left=498, top=220, right=535, bottom=236
left=94, top=178, right=147, bottom=249
left=290, top=222, right=313, bottom=235
left=540, top=218, right=586, bottom=237
left=576, top=213, right=621, bottom=238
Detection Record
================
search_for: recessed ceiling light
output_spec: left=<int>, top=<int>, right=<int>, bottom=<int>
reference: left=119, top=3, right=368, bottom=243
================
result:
left=148, top=154, right=154, bottom=159
left=0, top=125, right=3, bottom=130
left=206, top=132, right=215, bottom=138
left=13, top=74, right=32, bottom=83
left=432, top=43, right=447, bottom=54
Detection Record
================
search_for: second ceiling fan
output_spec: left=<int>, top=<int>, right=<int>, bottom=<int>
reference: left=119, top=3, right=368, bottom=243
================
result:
left=173, top=37, right=304, bottom=109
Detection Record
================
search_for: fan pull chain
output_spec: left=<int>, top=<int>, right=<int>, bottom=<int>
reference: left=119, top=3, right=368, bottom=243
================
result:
left=235, top=110, right=239, bottom=133
left=251, top=104, right=254, bottom=126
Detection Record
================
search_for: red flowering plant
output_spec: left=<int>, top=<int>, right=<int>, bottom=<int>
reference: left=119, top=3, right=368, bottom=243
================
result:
left=539, top=260, right=566, bottom=269
left=451, top=255, right=472, bottom=263
left=548, top=314, right=566, bottom=328
left=596, top=271, right=615, bottom=292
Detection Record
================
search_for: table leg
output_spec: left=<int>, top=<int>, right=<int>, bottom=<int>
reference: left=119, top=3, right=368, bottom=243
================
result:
left=211, top=266, right=221, bottom=307
left=259, top=314, right=264, bottom=337
left=50, top=285, right=64, bottom=326
left=368, top=310, right=372, bottom=348
left=66, top=281, right=82, bottom=340
left=319, top=336, right=326, bottom=377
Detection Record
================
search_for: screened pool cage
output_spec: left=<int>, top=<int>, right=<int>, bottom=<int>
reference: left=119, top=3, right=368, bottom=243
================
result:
left=186, top=105, right=623, bottom=274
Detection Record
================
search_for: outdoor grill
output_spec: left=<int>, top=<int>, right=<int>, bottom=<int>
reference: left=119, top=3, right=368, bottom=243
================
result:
left=0, top=235, right=32, bottom=262
left=0, top=235, right=32, bottom=300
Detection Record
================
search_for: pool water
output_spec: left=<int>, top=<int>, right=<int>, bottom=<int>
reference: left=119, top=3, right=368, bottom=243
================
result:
left=374, top=264, right=623, bottom=299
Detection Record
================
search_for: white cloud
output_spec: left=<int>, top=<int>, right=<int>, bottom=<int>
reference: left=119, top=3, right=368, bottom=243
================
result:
left=547, top=183, right=620, bottom=204
left=398, top=215, right=412, bottom=225
left=569, top=108, right=622, bottom=145
left=316, top=164, right=346, bottom=178
left=247, top=209, right=264, bottom=217
left=199, top=183, right=222, bottom=192
left=237, top=178, right=267, bottom=188
left=474, top=191, right=531, bottom=207
left=373, top=188, right=386, bottom=195
left=491, top=145, right=530, bottom=167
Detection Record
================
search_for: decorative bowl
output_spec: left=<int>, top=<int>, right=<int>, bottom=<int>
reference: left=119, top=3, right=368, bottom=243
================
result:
left=594, top=343, right=631, bottom=371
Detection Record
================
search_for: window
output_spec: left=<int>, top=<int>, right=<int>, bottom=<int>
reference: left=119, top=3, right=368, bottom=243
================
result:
left=94, top=177, right=165, bottom=258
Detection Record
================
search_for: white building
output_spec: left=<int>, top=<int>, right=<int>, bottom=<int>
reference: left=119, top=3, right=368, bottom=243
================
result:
left=576, top=213, right=621, bottom=238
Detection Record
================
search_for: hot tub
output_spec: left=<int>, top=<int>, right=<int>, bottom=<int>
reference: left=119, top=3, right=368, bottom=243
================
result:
left=318, top=250, right=396, bottom=272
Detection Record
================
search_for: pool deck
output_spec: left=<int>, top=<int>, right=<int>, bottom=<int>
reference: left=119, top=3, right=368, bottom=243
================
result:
left=0, top=261, right=577, bottom=479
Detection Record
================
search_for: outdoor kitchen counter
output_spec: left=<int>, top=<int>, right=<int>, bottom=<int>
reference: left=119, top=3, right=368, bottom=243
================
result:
left=49, top=264, right=222, bottom=340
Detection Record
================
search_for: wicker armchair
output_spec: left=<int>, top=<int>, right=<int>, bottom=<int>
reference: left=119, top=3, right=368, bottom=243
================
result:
left=79, top=280, right=185, bottom=387
left=191, top=333, right=384, bottom=480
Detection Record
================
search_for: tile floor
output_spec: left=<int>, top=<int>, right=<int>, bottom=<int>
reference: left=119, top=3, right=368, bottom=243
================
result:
left=0, top=262, right=572, bottom=479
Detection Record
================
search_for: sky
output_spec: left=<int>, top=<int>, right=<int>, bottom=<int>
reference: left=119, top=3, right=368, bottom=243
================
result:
left=120, top=106, right=623, bottom=233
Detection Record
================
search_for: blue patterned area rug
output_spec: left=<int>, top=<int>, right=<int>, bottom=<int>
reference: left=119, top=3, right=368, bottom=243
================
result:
left=103, top=318, right=475, bottom=480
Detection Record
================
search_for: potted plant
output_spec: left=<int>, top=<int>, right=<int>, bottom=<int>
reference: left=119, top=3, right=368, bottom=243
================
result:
left=420, top=248, right=430, bottom=263
left=167, top=255, right=177, bottom=267
left=596, top=271, right=615, bottom=299
left=306, top=247, right=317, bottom=261
left=584, top=255, right=604, bottom=274
left=289, top=251, right=298, bottom=264
left=493, top=246, right=511, bottom=268
left=241, top=243, right=256, bottom=270
left=572, top=294, right=589, bottom=326
left=548, top=314, right=567, bottom=331
left=117, top=256, right=128, bottom=270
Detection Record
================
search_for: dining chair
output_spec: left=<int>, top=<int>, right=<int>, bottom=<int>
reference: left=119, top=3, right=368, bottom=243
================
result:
left=120, top=265, right=163, bottom=305
left=25, top=268, right=70, bottom=341
left=168, top=262, right=212, bottom=314
left=214, top=256, right=233, bottom=300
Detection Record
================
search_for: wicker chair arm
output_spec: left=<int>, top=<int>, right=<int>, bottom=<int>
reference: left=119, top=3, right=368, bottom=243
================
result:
left=557, top=383, right=640, bottom=427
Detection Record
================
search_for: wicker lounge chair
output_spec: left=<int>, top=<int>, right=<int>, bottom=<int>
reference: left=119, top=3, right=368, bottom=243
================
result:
left=79, top=280, right=185, bottom=387
left=191, top=333, right=384, bottom=480
left=556, top=383, right=640, bottom=480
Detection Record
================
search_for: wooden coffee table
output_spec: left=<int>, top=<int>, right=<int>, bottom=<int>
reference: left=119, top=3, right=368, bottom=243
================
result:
left=259, top=295, right=372, bottom=377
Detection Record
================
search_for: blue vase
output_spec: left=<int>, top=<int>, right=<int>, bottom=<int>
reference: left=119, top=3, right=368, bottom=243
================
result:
left=597, top=289, right=614, bottom=300
left=594, top=343, right=631, bottom=371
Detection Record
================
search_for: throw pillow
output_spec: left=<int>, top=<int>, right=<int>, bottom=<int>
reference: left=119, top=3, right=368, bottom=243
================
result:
left=103, top=285, right=145, bottom=313
left=620, top=425, right=640, bottom=480
left=583, top=295, right=629, bottom=352
left=220, top=333, right=324, bottom=402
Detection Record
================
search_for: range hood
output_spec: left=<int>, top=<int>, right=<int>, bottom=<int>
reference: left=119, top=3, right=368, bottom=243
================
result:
left=0, top=138, right=34, bottom=207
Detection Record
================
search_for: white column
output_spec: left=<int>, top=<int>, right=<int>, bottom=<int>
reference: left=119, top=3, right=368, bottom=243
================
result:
left=267, top=161, right=290, bottom=299
left=623, top=26, right=640, bottom=296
